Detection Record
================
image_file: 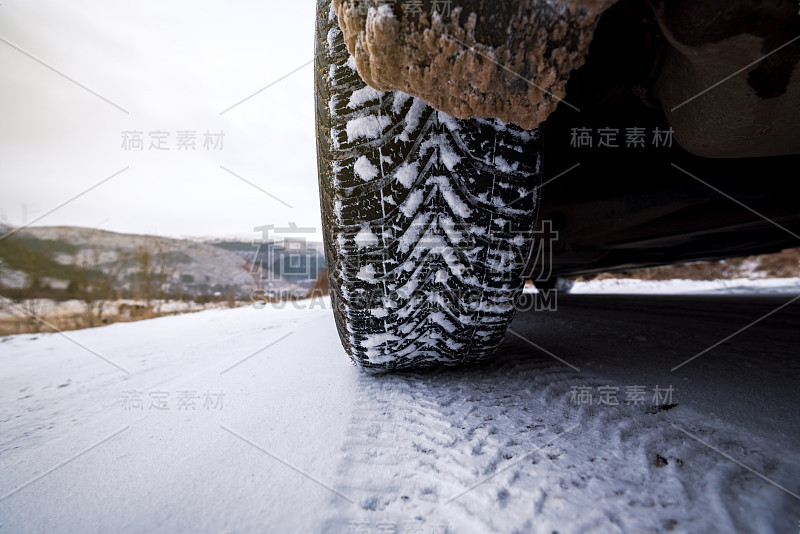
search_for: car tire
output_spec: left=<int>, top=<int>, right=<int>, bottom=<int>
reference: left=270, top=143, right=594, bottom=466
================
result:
left=315, top=0, right=543, bottom=369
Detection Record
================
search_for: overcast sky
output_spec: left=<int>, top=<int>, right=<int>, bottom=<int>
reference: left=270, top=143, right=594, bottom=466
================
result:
left=1, top=0, right=320, bottom=240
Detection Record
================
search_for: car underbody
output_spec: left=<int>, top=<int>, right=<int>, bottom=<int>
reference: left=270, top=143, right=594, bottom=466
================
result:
left=332, top=0, right=800, bottom=277
left=538, top=0, right=800, bottom=277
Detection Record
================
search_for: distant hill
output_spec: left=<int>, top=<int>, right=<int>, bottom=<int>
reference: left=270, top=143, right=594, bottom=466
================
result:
left=0, top=226, right=323, bottom=301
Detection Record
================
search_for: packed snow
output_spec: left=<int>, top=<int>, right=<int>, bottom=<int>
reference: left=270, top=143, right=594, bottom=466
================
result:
left=354, top=156, right=380, bottom=182
left=394, top=162, right=419, bottom=189
left=354, top=225, right=380, bottom=249
left=346, top=115, right=391, bottom=142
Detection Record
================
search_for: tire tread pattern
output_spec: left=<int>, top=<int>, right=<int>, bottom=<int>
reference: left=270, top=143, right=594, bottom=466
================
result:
left=315, top=0, right=542, bottom=369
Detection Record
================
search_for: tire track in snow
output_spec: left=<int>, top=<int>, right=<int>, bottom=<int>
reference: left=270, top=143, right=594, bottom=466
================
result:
left=322, top=341, right=800, bottom=533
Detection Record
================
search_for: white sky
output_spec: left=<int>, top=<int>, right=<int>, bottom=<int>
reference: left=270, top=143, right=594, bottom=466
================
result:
left=0, top=0, right=320, bottom=240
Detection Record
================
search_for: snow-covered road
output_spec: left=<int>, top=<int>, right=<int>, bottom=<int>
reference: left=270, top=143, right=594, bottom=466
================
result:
left=1, top=293, right=799, bottom=533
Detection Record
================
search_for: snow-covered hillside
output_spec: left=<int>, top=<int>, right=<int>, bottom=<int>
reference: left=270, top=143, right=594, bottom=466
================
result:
left=1, top=292, right=798, bottom=533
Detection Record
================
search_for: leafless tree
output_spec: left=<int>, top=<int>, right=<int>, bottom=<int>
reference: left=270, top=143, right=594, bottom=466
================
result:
left=69, top=247, right=127, bottom=327
left=132, top=239, right=176, bottom=314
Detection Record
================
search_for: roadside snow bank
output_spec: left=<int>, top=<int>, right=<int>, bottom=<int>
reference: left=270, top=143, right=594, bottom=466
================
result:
left=569, top=277, right=800, bottom=295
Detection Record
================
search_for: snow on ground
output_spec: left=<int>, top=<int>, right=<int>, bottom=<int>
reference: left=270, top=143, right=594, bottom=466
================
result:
left=1, top=295, right=799, bottom=533
left=0, top=299, right=230, bottom=320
